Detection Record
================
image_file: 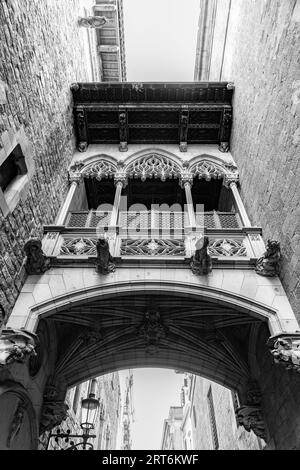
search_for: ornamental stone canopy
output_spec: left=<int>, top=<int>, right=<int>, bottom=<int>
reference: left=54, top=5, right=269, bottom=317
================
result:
left=71, top=82, right=233, bottom=152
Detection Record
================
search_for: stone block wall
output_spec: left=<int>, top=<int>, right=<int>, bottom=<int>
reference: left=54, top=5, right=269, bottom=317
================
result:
left=190, top=376, right=261, bottom=450
left=0, top=0, right=97, bottom=321
left=220, top=0, right=300, bottom=321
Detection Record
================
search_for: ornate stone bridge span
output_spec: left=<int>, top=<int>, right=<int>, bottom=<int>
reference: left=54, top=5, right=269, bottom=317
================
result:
left=1, top=84, right=300, bottom=450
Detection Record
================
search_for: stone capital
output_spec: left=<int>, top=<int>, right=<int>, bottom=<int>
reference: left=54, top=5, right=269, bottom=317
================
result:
left=180, top=171, right=194, bottom=188
left=68, top=161, right=84, bottom=184
left=114, top=171, right=128, bottom=188
left=223, top=172, right=239, bottom=188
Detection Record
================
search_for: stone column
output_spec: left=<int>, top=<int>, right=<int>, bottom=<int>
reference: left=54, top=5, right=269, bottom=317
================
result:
left=110, top=172, right=127, bottom=228
left=228, top=181, right=251, bottom=227
left=56, top=165, right=83, bottom=226
left=181, top=174, right=196, bottom=228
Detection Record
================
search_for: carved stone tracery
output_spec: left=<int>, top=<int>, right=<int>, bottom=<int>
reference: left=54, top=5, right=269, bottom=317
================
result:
left=190, top=160, right=224, bottom=181
left=126, top=154, right=181, bottom=182
left=82, top=160, right=117, bottom=181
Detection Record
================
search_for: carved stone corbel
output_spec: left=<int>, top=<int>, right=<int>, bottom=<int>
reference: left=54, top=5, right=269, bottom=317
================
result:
left=40, top=385, right=69, bottom=434
left=24, top=238, right=50, bottom=275
left=74, top=106, right=88, bottom=152
left=119, top=110, right=128, bottom=152
left=219, top=109, right=232, bottom=153
left=190, top=236, right=212, bottom=275
left=267, top=334, right=300, bottom=373
left=0, top=328, right=37, bottom=367
left=179, top=108, right=189, bottom=152
left=236, top=383, right=266, bottom=440
left=255, top=240, right=281, bottom=277
left=95, top=238, right=116, bottom=274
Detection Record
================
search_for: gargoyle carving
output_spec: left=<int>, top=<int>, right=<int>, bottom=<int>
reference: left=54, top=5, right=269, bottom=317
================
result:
left=268, top=335, right=300, bottom=373
left=138, top=310, right=168, bottom=355
left=255, top=239, right=281, bottom=277
left=39, top=401, right=69, bottom=434
left=236, top=405, right=265, bottom=439
left=24, top=238, right=50, bottom=275
left=95, top=238, right=116, bottom=274
left=78, top=16, right=110, bottom=28
left=0, top=328, right=37, bottom=367
left=190, top=236, right=212, bottom=275
left=236, top=383, right=266, bottom=440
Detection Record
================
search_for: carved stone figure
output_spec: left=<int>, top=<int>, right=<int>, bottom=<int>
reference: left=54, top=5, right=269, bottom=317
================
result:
left=236, top=405, right=265, bottom=439
left=95, top=238, right=116, bottom=274
left=7, top=400, right=26, bottom=448
left=40, top=401, right=69, bottom=434
left=269, top=336, right=300, bottom=372
left=0, top=328, right=37, bottom=367
left=190, top=236, right=212, bottom=275
left=24, top=239, right=50, bottom=275
left=255, top=239, right=281, bottom=277
left=138, top=310, right=168, bottom=355
left=119, top=112, right=128, bottom=152
left=236, top=382, right=266, bottom=440
left=78, top=16, right=110, bottom=29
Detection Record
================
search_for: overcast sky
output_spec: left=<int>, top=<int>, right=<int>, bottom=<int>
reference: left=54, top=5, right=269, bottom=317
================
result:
left=119, top=0, right=200, bottom=450
left=123, top=0, right=200, bottom=81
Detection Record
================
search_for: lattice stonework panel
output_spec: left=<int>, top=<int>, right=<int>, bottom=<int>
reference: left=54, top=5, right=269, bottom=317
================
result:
left=60, top=238, right=97, bottom=256
left=120, top=239, right=186, bottom=256
left=208, top=239, right=247, bottom=257
left=67, top=212, right=89, bottom=228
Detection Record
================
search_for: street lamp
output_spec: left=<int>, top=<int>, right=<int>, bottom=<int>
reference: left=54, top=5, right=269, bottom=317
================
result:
left=46, top=380, right=100, bottom=450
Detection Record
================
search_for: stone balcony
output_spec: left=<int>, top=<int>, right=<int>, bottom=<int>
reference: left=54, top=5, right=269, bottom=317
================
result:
left=42, top=209, right=264, bottom=268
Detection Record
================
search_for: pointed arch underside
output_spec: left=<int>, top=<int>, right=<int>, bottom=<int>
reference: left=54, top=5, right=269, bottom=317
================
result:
left=41, top=287, right=268, bottom=393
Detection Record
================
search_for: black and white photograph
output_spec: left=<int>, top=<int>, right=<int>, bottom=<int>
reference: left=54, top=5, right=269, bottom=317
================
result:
left=0, top=0, right=300, bottom=454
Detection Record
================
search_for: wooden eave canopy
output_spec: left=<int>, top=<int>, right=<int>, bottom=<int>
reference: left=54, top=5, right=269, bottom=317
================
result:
left=71, top=82, right=234, bottom=151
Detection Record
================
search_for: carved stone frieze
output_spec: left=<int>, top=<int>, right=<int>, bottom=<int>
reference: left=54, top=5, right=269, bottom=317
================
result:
left=0, top=328, right=37, bottom=367
left=24, top=238, right=50, bottom=275
left=138, top=310, right=168, bottom=354
left=95, top=238, right=116, bottom=274
left=190, top=236, right=213, bottom=275
left=78, top=16, right=110, bottom=28
left=268, top=334, right=300, bottom=373
left=255, top=239, right=281, bottom=277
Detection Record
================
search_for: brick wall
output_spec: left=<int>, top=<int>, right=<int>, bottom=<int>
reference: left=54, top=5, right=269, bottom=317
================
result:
left=220, top=0, right=300, bottom=321
left=0, top=0, right=96, bottom=321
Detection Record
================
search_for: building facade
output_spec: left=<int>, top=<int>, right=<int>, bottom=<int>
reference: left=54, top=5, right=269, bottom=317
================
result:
left=1, top=0, right=300, bottom=452
left=161, top=407, right=184, bottom=450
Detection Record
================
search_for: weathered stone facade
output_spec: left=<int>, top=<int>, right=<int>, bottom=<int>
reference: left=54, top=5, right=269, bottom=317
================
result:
left=219, top=0, right=300, bottom=321
left=0, top=0, right=98, bottom=321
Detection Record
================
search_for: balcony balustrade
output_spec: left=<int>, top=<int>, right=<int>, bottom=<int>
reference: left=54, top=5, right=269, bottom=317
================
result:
left=43, top=209, right=264, bottom=266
